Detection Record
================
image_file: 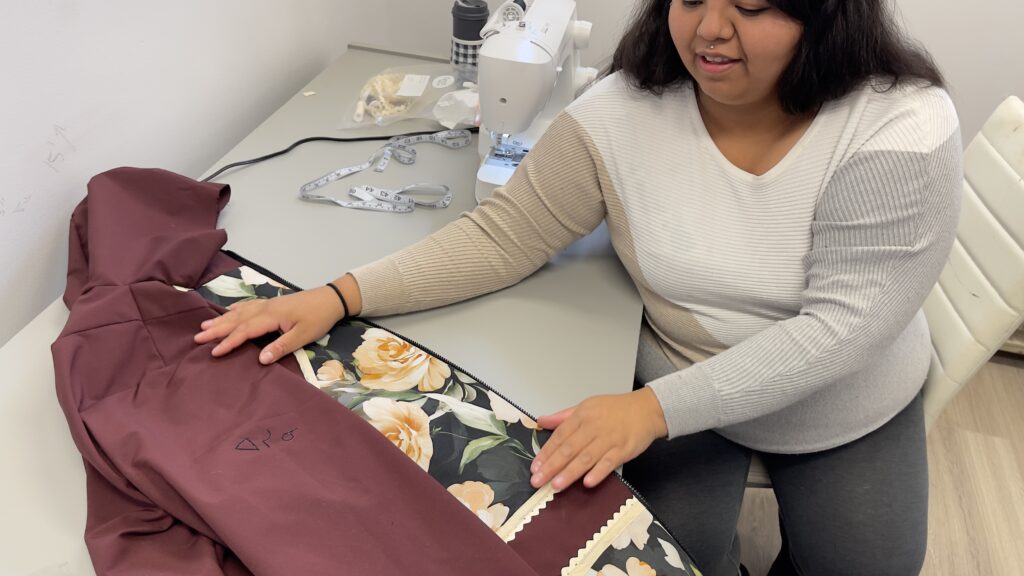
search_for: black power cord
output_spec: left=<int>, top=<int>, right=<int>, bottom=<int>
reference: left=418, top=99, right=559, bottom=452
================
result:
left=201, top=127, right=479, bottom=183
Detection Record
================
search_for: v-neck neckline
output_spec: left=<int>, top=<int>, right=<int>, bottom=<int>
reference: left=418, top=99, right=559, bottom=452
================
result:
left=689, top=85, right=828, bottom=185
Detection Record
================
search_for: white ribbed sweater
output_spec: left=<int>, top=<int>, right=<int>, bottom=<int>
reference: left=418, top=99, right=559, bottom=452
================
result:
left=352, top=73, right=962, bottom=453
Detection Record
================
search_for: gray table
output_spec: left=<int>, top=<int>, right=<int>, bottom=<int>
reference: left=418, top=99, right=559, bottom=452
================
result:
left=207, top=46, right=644, bottom=416
left=0, top=45, right=644, bottom=575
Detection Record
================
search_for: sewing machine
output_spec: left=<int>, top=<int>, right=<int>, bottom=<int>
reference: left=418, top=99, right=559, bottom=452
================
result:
left=474, top=0, right=598, bottom=203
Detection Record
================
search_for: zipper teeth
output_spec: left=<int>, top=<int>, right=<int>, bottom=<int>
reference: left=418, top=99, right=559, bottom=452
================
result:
left=222, top=250, right=696, bottom=559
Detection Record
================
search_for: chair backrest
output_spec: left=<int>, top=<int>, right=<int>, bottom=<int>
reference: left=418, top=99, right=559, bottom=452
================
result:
left=921, top=95, right=1024, bottom=431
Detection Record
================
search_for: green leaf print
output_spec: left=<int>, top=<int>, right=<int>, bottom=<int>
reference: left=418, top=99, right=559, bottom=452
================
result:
left=459, top=435, right=509, bottom=474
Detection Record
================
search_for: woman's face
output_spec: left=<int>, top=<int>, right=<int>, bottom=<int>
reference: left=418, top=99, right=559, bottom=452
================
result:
left=668, top=0, right=803, bottom=109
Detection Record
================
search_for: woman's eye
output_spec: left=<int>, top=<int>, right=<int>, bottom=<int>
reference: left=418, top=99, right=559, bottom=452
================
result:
left=736, top=5, right=770, bottom=16
left=681, top=0, right=703, bottom=7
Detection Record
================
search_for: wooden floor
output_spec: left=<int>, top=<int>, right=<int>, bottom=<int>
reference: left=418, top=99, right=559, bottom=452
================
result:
left=737, top=353, right=1024, bottom=576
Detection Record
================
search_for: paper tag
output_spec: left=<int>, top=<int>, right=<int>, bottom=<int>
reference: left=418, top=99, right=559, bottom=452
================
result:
left=396, top=74, right=430, bottom=98
left=432, top=75, right=455, bottom=89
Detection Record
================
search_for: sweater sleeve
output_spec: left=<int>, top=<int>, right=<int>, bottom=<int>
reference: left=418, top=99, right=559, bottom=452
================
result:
left=647, top=95, right=964, bottom=439
left=351, top=112, right=607, bottom=316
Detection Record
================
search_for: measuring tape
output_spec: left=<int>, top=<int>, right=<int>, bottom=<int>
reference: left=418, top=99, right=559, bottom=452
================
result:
left=320, top=184, right=453, bottom=213
left=299, top=130, right=471, bottom=213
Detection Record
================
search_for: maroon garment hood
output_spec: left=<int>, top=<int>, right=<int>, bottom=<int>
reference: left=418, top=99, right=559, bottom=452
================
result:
left=51, top=168, right=540, bottom=575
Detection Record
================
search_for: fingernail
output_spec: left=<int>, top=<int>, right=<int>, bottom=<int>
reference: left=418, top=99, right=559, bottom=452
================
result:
left=530, top=473, right=543, bottom=487
left=259, top=350, right=273, bottom=364
left=553, top=476, right=563, bottom=489
left=530, top=461, right=540, bottom=473
left=201, top=320, right=212, bottom=329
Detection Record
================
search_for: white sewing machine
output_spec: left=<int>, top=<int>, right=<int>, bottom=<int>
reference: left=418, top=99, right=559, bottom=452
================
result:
left=474, top=0, right=598, bottom=203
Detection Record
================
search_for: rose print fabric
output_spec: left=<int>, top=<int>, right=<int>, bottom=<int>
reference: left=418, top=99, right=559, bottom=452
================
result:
left=199, top=261, right=703, bottom=576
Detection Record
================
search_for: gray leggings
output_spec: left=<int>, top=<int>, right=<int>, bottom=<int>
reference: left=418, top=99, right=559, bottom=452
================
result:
left=625, top=335, right=928, bottom=576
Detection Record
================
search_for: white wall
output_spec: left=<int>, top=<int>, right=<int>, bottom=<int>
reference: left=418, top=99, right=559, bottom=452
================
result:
left=895, top=0, right=1024, bottom=140
left=0, top=1, right=352, bottom=346
left=347, top=0, right=634, bottom=68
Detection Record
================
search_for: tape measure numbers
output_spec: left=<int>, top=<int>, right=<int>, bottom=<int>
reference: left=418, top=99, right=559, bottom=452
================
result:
left=319, top=184, right=453, bottom=214
left=299, top=130, right=470, bottom=213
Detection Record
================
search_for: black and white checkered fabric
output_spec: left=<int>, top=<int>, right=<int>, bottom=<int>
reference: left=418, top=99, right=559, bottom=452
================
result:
left=451, top=38, right=483, bottom=67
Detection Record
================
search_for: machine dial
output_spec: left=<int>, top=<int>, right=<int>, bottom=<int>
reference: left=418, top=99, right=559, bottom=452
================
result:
left=499, top=2, right=526, bottom=24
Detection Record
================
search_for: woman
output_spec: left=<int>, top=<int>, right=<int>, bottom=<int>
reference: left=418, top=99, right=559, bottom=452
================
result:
left=196, top=0, right=961, bottom=573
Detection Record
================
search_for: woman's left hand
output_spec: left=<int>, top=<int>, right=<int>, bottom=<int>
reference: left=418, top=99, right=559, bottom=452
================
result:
left=531, top=388, right=668, bottom=491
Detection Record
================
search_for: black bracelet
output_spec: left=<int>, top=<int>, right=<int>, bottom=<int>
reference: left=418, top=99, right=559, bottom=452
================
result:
left=325, top=282, right=349, bottom=320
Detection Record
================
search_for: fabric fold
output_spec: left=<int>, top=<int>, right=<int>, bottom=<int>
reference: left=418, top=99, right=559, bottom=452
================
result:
left=53, top=167, right=539, bottom=576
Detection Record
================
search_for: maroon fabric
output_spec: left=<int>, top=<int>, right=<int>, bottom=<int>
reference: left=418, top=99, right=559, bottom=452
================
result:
left=509, top=480, right=633, bottom=575
left=53, top=168, right=538, bottom=575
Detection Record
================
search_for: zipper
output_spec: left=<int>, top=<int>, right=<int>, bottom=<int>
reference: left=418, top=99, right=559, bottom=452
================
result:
left=221, top=250, right=694, bottom=559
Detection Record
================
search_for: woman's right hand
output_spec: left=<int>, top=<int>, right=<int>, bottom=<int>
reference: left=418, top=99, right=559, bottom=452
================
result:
left=194, top=279, right=354, bottom=365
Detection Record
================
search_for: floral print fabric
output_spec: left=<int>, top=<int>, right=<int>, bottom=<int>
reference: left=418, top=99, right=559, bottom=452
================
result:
left=198, top=265, right=701, bottom=575
left=586, top=511, right=703, bottom=576
left=199, top=267, right=548, bottom=535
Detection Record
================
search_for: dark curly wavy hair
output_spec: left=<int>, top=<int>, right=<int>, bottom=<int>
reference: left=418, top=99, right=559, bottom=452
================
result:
left=609, top=0, right=945, bottom=114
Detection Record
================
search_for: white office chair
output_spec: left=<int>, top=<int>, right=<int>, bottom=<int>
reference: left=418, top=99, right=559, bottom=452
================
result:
left=747, top=95, right=1024, bottom=489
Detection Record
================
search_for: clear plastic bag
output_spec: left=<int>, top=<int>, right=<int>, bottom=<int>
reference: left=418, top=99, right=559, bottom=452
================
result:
left=340, top=64, right=476, bottom=129
left=432, top=88, right=480, bottom=129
